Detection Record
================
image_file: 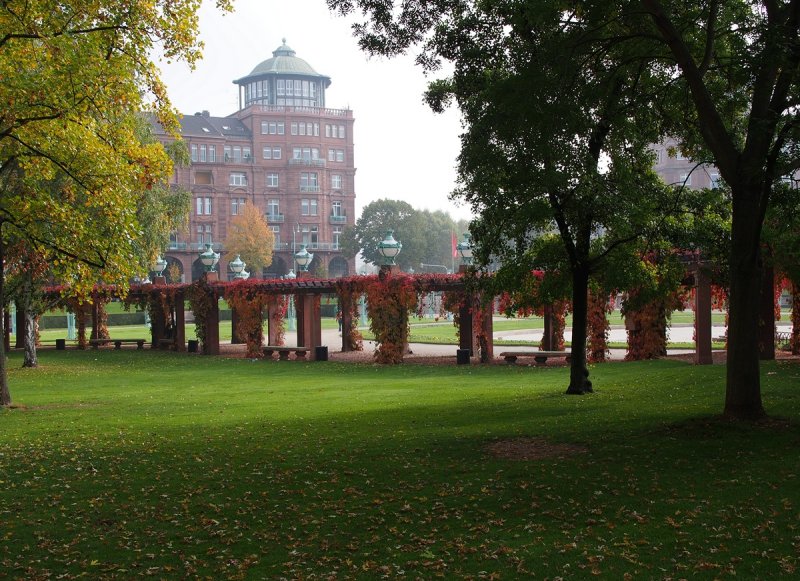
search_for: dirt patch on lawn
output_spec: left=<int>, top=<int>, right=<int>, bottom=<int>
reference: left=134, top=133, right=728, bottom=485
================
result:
left=486, top=437, right=588, bottom=461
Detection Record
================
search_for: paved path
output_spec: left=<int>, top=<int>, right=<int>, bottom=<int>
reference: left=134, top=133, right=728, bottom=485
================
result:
left=318, top=321, right=793, bottom=361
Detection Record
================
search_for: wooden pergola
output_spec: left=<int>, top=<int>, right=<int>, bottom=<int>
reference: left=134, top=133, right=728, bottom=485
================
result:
left=36, top=267, right=717, bottom=364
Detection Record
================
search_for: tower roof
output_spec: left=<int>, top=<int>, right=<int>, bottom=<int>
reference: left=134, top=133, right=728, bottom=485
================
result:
left=234, top=39, right=331, bottom=87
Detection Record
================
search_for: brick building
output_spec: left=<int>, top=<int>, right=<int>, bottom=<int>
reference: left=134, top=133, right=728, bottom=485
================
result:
left=155, top=40, right=356, bottom=281
left=650, top=137, right=723, bottom=190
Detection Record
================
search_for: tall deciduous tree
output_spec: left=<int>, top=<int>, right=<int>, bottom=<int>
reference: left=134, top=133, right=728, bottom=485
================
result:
left=329, top=0, right=799, bottom=419
left=224, top=202, right=275, bottom=278
left=342, top=199, right=464, bottom=271
left=0, top=0, right=231, bottom=407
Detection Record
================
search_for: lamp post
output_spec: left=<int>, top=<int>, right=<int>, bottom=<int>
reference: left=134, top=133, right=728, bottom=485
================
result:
left=456, top=233, right=474, bottom=267
left=377, top=230, right=402, bottom=267
left=199, top=243, right=220, bottom=281
left=229, top=254, right=246, bottom=280
left=152, top=255, right=168, bottom=283
left=294, top=244, right=313, bottom=273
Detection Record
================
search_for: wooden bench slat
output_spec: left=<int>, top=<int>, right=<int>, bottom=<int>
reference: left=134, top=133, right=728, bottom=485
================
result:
left=499, top=350, right=571, bottom=365
left=263, top=345, right=310, bottom=360
left=89, top=338, right=146, bottom=350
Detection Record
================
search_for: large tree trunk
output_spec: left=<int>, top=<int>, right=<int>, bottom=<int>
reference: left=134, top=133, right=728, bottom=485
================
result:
left=566, top=265, right=592, bottom=394
left=724, top=190, right=766, bottom=420
left=21, top=272, right=38, bottom=368
left=0, top=229, right=11, bottom=407
left=22, top=311, right=37, bottom=368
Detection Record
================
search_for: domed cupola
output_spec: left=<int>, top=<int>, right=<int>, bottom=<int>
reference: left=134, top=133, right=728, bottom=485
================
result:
left=233, top=40, right=332, bottom=109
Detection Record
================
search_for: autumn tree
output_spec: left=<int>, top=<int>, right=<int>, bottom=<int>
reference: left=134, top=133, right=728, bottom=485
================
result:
left=0, top=0, right=231, bottom=407
left=224, top=202, right=275, bottom=278
left=329, top=0, right=800, bottom=420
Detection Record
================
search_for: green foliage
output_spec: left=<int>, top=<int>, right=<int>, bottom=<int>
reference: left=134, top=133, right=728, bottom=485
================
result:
left=328, top=0, right=800, bottom=417
left=2, top=351, right=799, bottom=577
left=343, top=199, right=464, bottom=271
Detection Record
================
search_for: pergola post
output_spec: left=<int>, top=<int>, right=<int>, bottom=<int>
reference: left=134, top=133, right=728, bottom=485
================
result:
left=480, top=301, right=494, bottom=363
left=542, top=305, right=555, bottom=351
left=267, top=301, right=282, bottom=346
left=340, top=293, right=355, bottom=352
left=458, top=301, right=474, bottom=356
left=694, top=267, right=713, bottom=365
left=90, top=298, right=101, bottom=342
left=201, top=279, right=220, bottom=355
left=230, top=306, right=242, bottom=344
left=174, top=291, right=186, bottom=352
left=758, top=264, right=776, bottom=361
left=299, top=293, right=322, bottom=359
left=150, top=299, right=167, bottom=349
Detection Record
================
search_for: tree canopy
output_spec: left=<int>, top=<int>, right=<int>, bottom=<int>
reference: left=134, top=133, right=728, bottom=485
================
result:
left=0, top=0, right=231, bottom=406
left=329, top=0, right=800, bottom=419
left=224, top=202, right=275, bottom=278
left=342, top=199, right=467, bottom=272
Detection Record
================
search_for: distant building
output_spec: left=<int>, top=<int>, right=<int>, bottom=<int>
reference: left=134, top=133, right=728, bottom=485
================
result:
left=154, top=40, right=355, bottom=281
left=650, top=137, right=723, bottom=191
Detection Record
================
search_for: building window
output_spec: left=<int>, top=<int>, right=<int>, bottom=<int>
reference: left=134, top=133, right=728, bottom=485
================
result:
left=293, top=147, right=320, bottom=161
left=338, top=125, right=345, bottom=138
left=301, top=225, right=319, bottom=247
left=710, top=173, right=721, bottom=188
left=270, top=226, right=280, bottom=245
left=197, top=224, right=213, bottom=244
left=260, top=122, right=284, bottom=135
left=243, top=147, right=252, bottom=162
left=301, top=198, right=318, bottom=216
left=191, top=144, right=198, bottom=162
left=231, top=197, right=246, bottom=215
left=331, top=174, right=342, bottom=189
left=224, top=145, right=231, bottom=161
left=208, top=146, right=216, bottom=163
left=263, top=146, right=282, bottom=160
left=229, top=172, right=247, bottom=186
left=266, top=173, right=279, bottom=188
left=328, top=149, right=344, bottom=162
left=300, top=172, right=319, bottom=191
left=332, top=201, right=343, bottom=216
left=196, top=197, right=212, bottom=216
left=267, top=199, right=280, bottom=217
left=678, top=173, right=692, bottom=186
left=194, top=171, right=212, bottom=185
left=333, top=226, right=342, bottom=248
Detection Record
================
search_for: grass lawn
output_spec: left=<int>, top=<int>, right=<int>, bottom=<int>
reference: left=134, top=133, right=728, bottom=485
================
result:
left=1, top=350, right=798, bottom=579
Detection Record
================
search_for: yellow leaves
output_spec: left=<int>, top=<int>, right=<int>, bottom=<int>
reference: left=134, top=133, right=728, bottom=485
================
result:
left=225, top=202, right=275, bottom=273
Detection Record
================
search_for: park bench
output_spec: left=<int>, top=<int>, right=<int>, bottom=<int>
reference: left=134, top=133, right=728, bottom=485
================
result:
left=263, top=345, right=310, bottom=360
left=89, top=338, right=146, bottom=350
left=499, top=350, right=571, bottom=366
left=157, top=338, right=177, bottom=351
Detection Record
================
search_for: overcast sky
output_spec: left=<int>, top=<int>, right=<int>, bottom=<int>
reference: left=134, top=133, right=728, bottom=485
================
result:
left=158, top=0, right=472, bottom=221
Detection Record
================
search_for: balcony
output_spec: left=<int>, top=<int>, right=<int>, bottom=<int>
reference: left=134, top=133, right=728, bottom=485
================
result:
left=329, top=214, right=347, bottom=224
left=300, top=185, right=321, bottom=193
left=266, top=213, right=285, bottom=223
left=283, top=242, right=341, bottom=252
left=168, top=242, right=223, bottom=252
left=288, top=158, right=326, bottom=167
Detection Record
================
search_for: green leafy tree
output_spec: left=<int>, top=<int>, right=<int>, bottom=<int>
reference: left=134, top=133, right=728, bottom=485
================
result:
left=342, top=199, right=423, bottom=270
left=224, top=202, right=275, bottom=278
left=329, top=0, right=800, bottom=419
left=0, top=0, right=232, bottom=407
left=343, top=200, right=464, bottom=272
left=333, top=0, right=673, bottom=393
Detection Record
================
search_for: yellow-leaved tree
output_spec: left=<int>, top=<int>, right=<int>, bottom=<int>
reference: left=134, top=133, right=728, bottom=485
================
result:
left=225, top=202, right=275, bottom=278
left=0, top=0, right=232, bottom=406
